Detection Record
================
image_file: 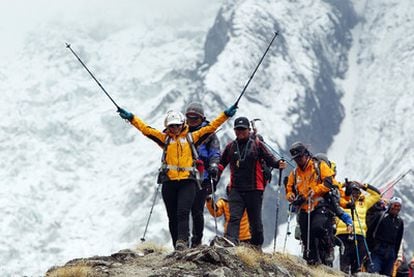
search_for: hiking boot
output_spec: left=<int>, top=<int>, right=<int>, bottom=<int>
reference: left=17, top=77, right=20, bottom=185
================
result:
left=175, top=240, right=188, bottom=251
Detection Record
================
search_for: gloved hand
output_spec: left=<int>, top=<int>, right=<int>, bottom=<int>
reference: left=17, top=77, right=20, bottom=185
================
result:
left=224, top=104, right=238, bottom=117
left=208, top=163, right=220, bottom=180
left=346, top=201, right=355, bottom=210
left=118, top=107, right=134, bottom=121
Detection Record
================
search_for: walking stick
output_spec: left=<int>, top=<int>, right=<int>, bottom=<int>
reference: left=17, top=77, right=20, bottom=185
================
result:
left=65, top=43, right=121, bottom=110
left=210, top=177, right=219, bottom=237
left=350, top=202, right=361, bottom=269
left=283, top=204, right=293, bottom=253
left=140, top=183, right=161, bottom=242
left=273, top=168, right=283, bottom=253
left=234, top=32, right=278, bottom=107
left=306, top=194, right=312, bottom=259
left=353, top=202, right=374, bottom=270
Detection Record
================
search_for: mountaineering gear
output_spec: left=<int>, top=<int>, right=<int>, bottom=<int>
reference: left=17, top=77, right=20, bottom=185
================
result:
left=186, top=102, right=205, bottom=118
left=208, top=163, right=220, bottom=181
left=66, top=43, right=121, bottom=110
left=273, top=168, right=283, bottom=253
left=164, top=110, right=186, bottom=127
left=175, top=240, right=188, bottom=251
left=234, top=117, right=250, bottom=129
left=224, top=104, right=238, bottom=117
left=130, top=112, right=228, bottom=182
left=289, top=141, right=309, bottom=159
left=118, top=107, right=134, bottom=121
left=206, top=196, right=251, bottom=242
left=389, top=196, right=402, bottom=205
left=234, top=31, right=278, bottom=107
left=140, top=183, right=161, bottom=242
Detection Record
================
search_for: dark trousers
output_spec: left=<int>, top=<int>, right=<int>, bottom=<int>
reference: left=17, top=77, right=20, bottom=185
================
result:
left=162, top=179, right=196, bottom=247
left=226, top=189, right=264, bottom=246
left=191, top=181, right=209, bottom=246
left=298, top=207, right=330, bottom=263
left=369, top=242, right=397, bottom=276
left=337, top=234, right=367, bottom=274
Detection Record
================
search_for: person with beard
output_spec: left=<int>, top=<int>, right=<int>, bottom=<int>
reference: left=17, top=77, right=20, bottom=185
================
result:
left=185, top=102, right=221, bottom=247
left=217, top=116, right=286, bottom=250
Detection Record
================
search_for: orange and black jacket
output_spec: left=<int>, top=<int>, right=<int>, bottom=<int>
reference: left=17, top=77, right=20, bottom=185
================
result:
left=206, top=197, right=251, bottom=241
left=286, top=158, right=333, bottom=212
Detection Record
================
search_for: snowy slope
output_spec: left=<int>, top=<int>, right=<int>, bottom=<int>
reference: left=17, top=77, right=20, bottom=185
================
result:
left=330, top=0, right=414, bottom=256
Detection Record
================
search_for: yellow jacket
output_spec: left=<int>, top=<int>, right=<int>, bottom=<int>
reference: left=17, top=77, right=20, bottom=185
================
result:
left=130, top=112, right=228, bottom=181
left=206, top=197, right=251, bottom=241
left=131, top=113, right=228, bottom=180
left=336, top=186, right=381, bottom=236
left=286, top=158, right=333, bottom=212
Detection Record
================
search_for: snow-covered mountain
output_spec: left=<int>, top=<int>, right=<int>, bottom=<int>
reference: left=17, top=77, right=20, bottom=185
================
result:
left=0, top=0, right=413, bottom=275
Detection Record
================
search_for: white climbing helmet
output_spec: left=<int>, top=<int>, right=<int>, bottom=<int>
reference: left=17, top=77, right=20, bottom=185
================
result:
left=164, top=110, right=186, bottom=127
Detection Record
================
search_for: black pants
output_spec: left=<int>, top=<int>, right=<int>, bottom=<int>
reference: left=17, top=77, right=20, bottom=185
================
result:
left=298, top=207, right=330, bottom=263
left=226, top=189, right=264, bottom=246
left=191, top=181, right=209, bottom=246
left=162, top=179, right=196, bottom=247
left=337, top=234, right=366, bottom=274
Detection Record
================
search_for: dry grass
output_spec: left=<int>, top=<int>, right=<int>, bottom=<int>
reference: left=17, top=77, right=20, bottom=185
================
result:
left=235, top=249, right=344, bottom=277
left=46, top=264, right=95, bottom=277
left=235, top=246, right=264, bottom=268
left=135, top=241, right=168, bottom=255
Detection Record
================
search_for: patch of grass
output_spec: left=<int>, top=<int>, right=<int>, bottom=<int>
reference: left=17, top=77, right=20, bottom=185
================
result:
left=46, top=264, right=95, bottom=277
left=235, top=246, right=263, bottom=268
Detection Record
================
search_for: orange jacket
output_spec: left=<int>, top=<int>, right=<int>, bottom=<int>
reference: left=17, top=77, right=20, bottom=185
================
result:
left=130, top=112, right=228, bottom=181
left=206, top=197, right=251, bottom=241
left=286, top=158, right=333, bottom=212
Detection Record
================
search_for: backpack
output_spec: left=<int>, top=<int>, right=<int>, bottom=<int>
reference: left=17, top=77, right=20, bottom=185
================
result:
left=156, top=133, right=203, bottom=187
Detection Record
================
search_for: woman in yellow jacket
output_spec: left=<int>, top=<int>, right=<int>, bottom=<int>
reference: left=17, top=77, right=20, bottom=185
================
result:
left=336, top=181, right=381, bottom=274
left=118, top=105, right=237, bottom=250
left=206, top=192, right=251, bottom=242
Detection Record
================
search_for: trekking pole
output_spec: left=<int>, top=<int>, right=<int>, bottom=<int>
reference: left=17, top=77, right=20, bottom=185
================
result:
left=140, top=183, right=161, bottom=242
left=273, top=168, right=283, bottom=253
left=210, top=177, right=219, bottom=237
left=353, top=202, right=374, bottom=270
left=65, top=43, right=121, bottom=110
left=305, top=194, right=311, bottom=259
left=349, top=201, right=361, bottom=269
left=234, top=32, right=278, bottom=107
left=283, top=203, right=293, bottom=253
left=261, top=140, right=296, bottom=168
left=380, top=169, right=413, bottom=197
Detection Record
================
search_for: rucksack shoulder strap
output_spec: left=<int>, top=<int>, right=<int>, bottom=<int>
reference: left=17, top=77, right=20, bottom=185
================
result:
left=161, top=136, right=171, bottom=163
left=186, top=133, right=199, bottom=160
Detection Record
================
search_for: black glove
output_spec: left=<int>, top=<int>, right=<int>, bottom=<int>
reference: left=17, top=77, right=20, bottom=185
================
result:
left=208, top=163, right=219, bottom=180
left=346, top=201, right=355, bottom=210
left=224, top=104, right=237, bottom=117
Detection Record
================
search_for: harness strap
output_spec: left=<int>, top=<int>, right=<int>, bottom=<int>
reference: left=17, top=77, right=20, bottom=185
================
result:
left=165, top=165, right=195, bottom=171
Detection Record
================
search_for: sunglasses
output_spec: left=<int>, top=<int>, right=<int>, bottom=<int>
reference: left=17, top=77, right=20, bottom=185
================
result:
left=234, top=127, right=248, bottom=131
left=168, top=124, right=182, bottom=128
left=186, top=115, right=202, bottom=120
